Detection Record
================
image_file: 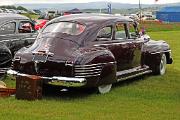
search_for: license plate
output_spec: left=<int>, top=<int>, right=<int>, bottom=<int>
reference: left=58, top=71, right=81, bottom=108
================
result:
left=32, top=54, right=48, bottom=62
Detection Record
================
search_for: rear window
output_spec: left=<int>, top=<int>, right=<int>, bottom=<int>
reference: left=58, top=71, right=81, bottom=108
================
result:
left=42, top=22, right=85, bottom=35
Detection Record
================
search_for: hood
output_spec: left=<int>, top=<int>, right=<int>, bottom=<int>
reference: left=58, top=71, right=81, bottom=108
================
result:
left=15, top=33, right=83, bottom=64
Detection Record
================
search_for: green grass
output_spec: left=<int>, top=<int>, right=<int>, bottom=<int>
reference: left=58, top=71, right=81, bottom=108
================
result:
left=140, top=21, right=180, bottom=32
left=0, top=30, right=180, bottom=119
left=20, top=13, right=40, bottom=20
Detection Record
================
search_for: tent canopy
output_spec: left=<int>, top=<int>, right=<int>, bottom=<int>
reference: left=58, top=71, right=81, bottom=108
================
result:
left=158, top=6, right=180, bottom=12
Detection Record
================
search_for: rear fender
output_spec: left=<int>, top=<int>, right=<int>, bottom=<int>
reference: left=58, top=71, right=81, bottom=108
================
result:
left=74, top=47, right=116, bottom=87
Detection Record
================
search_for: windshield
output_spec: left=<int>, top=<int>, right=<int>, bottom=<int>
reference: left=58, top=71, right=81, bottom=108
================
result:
left=42, top=22, right=86, bottom=35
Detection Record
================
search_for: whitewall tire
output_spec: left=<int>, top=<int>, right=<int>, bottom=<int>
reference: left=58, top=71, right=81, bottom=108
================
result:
left=159, top=54, right=167, bottom=75
left=98, top=84, right=112, bottom=94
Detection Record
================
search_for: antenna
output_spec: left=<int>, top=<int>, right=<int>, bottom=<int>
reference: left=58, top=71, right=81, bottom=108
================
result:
left=107, top=3, right=112, bottom=14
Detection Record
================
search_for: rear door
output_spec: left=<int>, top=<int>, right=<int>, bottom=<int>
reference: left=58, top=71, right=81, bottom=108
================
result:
left=111, top=22, right=143, bottom=70
left=127, top=22, right=144, bottom=68
left=91, top=23, right=132, bottom=71
left=0, top=21, right=17, bottom=51
left=93, top=22, right=143, bottom=71
left=109, top=22, right=133, bottom=71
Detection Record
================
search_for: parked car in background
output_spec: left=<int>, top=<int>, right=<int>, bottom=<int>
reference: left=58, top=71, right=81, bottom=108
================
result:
left=141, top=14, right=156, bottom=21
left=0, top=13, right=37, bottom=67
left=8, top=14, right=173, bottom=94
left=127, top=14, right=140, bottom=21
left=34, top=19, right=48, bottom=30
left=0, top=9, right=3, bottom=13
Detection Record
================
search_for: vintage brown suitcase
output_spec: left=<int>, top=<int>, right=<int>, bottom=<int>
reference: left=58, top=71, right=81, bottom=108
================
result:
left=0, top=88, right=16, bottom=97
left=16, top=75, right=43, bottom=100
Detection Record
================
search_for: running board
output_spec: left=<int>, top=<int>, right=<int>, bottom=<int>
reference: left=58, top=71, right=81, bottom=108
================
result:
left=116, top=66, right=152, bottom=82
left=117, top=70, right=152, bottom=82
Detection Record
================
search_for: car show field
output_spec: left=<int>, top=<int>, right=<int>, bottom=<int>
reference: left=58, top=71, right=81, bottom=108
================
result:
left=0, top=28, right=179, bottom=119
left=1, top=0, right=180, bottom=118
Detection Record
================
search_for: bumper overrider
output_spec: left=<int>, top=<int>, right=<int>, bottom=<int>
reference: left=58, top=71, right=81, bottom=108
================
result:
left=7, top=69, right=87, bottom=87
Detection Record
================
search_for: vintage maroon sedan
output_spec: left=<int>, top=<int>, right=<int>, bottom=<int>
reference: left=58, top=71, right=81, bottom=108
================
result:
left=7, top=14, right=173, bottom=94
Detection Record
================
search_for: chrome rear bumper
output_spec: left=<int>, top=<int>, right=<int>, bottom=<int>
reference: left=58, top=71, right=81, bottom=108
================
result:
left=7, top=70, right=87, bottom=87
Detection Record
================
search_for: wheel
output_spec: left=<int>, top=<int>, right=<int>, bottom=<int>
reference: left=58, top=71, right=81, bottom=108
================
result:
left=154, top=54, right=167, bottom=75
left=160, top=54, right=167, bottom=75
left=98, top=84, right=112, bottom=94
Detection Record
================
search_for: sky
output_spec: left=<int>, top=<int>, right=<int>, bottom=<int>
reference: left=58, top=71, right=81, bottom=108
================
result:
left=0, top=0, right=180, bottom=5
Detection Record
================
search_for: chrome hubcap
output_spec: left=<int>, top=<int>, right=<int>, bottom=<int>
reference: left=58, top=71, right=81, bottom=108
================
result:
left=98, top=84, right=112, bottom=94
left=160, top=54, right=166, bottom=75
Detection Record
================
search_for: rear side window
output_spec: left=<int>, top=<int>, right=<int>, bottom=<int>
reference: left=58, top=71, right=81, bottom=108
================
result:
left=97, top=26, right=112, bottom=39
left=115, top=23, right=127, bottom=40
left=42, top=22, right=86, bottom=35
left=0, top=22, right=16, bottom=34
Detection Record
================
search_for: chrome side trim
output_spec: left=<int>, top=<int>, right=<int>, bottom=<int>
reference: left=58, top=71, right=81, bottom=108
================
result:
left=74, top=62, right=116, bottom=78
left=75, top=66, right=102, bottom=70
left=75, top=62, right=116, bottom=67
left=74, top=66, right=102, bottom=78
left=75, top=71, right=101, bottom=75
left=75, top=68, right=102, bottom=72
left=150, top=50, right=171, bottom=54
left=75, top=74, right=101, bottom=78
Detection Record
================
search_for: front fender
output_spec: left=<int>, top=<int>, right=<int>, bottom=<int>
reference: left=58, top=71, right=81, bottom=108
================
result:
left=0, top=43, right=12, bottom=67
left=142, top=40, right=170, bottom=54
left=141, top=40, right=173, bottom=70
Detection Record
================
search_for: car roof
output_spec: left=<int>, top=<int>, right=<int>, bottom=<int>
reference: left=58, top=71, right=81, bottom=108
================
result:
left=49, top=13, right=133, bottom=26
left=0, top=13, right=30, bottom=24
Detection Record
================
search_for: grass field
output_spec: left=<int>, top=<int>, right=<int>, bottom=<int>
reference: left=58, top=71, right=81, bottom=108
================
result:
left=0, top=30, right=180, bottom=119
left=21, top=13, right=40, bottom=20
left=140, top=21, right=180, bottom=32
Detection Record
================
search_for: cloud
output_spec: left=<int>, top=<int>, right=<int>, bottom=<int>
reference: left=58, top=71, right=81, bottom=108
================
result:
left=0, top=0, right=180, bottom=5
left=0, top=0, right=14, bottom=5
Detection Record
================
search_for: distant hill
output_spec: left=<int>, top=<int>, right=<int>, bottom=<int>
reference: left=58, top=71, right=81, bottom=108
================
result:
left=15, top=2, right=163, bottom=10
left=15, top=2, right=156, bottom=10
